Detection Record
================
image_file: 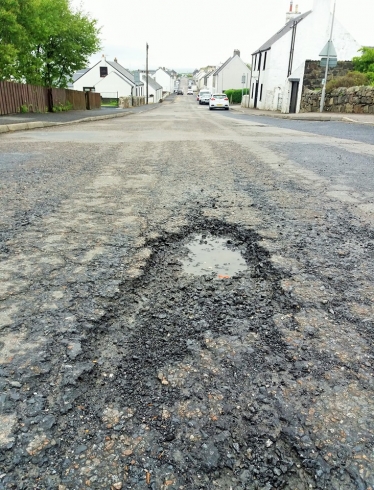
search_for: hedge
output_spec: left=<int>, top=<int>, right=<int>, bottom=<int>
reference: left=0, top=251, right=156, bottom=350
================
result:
left=223, top=88, right=249, bottom=103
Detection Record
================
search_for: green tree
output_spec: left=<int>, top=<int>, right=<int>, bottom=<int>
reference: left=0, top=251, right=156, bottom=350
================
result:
left=0, top=0, right=25, bottom=79
left=353, top=46, right=374, bottom=73
left=0, top=0, right=101, bottom=87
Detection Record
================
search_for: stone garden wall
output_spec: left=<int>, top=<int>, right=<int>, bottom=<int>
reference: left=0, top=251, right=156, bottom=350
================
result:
left=300, top=86, right=374, bottom=113
left=303, top=60, right=354, bottom=91
left=119, top=96, right=146, bottom=109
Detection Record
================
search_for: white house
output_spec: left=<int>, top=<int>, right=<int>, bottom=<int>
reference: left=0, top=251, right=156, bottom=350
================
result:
left=211, top=50, right=251, bottom=93
left=72, top=56, right=144, bottom=97
left=196, top=70, right=207, bottom=89
left=153, top=68, right=175, bottom=93
left=249, top=0, right=361, bottom=113
left=142, top=75, right=163, bottom=103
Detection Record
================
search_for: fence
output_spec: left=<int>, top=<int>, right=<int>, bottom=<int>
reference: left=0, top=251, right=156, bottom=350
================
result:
left=0, top=81, right=101, bottom=115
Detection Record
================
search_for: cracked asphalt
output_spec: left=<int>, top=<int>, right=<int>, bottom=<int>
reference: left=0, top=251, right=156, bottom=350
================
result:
left=1, top=81, right=374, bottom=489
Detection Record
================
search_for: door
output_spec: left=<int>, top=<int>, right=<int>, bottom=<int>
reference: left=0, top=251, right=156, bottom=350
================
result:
left=289, top=81, right=299, bottom=113
left=254, top=81, right=259, bottom=109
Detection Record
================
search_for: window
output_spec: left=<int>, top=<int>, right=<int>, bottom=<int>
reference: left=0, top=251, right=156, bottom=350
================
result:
left=100, top=66, right=108, bottom=77
left=260, top=84, right=263, bottom=101
left=254, top=55, right=257, bottom=71
left=83, top=87, right=95, bottom=92
left=263, top=52, right=267, bottom=70
left=251, top=83, right=255, bottom=99
left=258, top=53, right=262, bottom=71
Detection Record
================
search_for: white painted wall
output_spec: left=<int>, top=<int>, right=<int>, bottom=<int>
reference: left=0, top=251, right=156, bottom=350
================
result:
left=73, top=58, right=135, bottom=96
left=94, top=72, right=133, bottom=97
left=154, top=69, right=173, bottom=93
left=250, top=1, right=361, bottom=112
left=215, top=56, right=251, bottom=93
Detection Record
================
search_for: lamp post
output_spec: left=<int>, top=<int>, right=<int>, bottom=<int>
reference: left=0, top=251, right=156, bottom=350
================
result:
left=320, top=0, right=337, bottom=112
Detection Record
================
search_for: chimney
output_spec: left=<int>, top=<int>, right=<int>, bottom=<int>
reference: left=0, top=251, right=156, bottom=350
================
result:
left=286, top=1, right=302, bottom=24
left=114, top=57, right=118, bottom=63
left=233, top=49, right=240, bottom=57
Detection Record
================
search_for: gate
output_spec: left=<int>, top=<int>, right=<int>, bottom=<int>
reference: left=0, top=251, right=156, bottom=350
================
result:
left=100, top=92, right=119, bottom=108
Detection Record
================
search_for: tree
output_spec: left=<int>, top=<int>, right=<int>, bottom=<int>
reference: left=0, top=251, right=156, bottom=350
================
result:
left=0, top=0, right=101, bottom=87
left=353, top=47, right=374, bottom=73
left=0, top=0, right=26, bottom=79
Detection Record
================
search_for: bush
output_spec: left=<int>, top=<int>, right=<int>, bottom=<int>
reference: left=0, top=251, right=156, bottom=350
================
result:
left=223, top=88, right=249, bottom=104
left=326, top=71, right=369, bottom=92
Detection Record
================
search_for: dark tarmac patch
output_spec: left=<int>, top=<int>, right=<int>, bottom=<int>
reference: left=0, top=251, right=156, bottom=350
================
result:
left=2, top=217, right=373, bottom=489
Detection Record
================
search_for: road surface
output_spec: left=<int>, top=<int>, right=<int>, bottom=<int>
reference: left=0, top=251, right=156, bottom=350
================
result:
left=1, top=81, right=374, bottom=489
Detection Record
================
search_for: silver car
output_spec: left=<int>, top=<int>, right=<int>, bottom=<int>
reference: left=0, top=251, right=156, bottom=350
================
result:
left=199, top=92, right=211, bottom=105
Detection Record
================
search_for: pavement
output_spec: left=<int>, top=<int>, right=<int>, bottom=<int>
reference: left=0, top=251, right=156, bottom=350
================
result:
left=230, top=104, right=374, bottom=125
left=0, top=102, right=166, bottom=134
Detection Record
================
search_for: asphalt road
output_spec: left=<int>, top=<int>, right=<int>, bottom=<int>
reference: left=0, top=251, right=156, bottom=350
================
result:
left=1, top=84, right=374, bottom=489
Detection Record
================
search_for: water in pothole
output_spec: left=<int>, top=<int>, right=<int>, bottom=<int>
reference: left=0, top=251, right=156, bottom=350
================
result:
left=181, top=234, right=248, bottom=278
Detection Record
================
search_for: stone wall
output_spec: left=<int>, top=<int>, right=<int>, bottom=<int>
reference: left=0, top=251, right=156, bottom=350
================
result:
left=118, top=96, right=146, bottom=109
left=300, top=86, right=374, bottom=113
left=303, top=60, right=354, bottom=91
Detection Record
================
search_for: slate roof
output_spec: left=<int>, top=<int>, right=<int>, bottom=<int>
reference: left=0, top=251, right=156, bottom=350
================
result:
left=106, top=60, right=136, bottom=85
left=142, top=75, right=162, bottom=91
left=72, top=59, right=137, bottom=86
left=252, top=11, right=311, bottom=55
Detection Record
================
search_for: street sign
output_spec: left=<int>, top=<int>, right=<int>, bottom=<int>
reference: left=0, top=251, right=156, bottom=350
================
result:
left=320, top=58, right=338, bottom=68
left=319, top=41, right=337, bottom=58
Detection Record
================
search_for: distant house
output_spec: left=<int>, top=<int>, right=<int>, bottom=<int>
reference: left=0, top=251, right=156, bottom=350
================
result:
left=153, top=68, right=176, bottom=93
left=72, top=56, right=144, bottom=97
left=249, top=0, right=361, bottom=113
left=140, top=75, right=163, bottom=103
left=211, top=50, right=251, bottom=93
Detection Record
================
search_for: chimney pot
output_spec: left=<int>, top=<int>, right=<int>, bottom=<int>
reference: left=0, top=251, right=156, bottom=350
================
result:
left=290, top=1, right=293, bottom=11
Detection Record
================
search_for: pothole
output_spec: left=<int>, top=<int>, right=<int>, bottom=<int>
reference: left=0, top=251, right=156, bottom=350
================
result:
left=181, top=233, right=248, bottom=279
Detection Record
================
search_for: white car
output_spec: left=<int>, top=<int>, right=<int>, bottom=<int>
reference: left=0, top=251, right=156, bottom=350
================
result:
left=187, top=89, right=193, bottom=95
left=209, top=94, right=230, bottom=110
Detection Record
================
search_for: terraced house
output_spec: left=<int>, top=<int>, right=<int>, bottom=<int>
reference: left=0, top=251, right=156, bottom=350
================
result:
left=249, top=0, right=361, bottom=113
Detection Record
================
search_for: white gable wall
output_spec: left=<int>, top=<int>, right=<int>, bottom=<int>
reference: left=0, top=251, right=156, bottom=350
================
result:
left=215, top=56, right=251, bottom=93
left=94, top=72, right=133, bottom=97
left=154, top=69, right=172, bottom=93
left=73, top=58, right=135, bottom=96
left=250, top=2, right=361, bottom=112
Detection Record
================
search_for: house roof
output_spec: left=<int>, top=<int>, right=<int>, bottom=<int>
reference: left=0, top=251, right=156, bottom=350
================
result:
left=72, top=59, right=136, bottom=87
left=142, top=75, right=162, bottom=91
left=212, top=56, right=234, bottom=76
left=157, top=67, right=173, bottom=77
left=252, top=11, right=311, bottom=55
left=107, top=60, right=137, bottom=85
left=95, top=71, right=135, bottom=88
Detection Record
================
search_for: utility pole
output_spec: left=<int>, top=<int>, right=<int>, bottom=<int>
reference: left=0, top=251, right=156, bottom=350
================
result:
left=320, top=0, right=336, bottom=112
left=146, top=42, right=149, bottom=105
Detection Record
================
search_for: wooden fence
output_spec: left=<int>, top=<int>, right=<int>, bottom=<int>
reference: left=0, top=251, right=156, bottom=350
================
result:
left=0, top=81, right=101, bottom=115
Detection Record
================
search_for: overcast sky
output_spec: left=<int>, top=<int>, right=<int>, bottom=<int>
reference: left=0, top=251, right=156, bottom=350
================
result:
left=71, top=0, right=374, bottom=71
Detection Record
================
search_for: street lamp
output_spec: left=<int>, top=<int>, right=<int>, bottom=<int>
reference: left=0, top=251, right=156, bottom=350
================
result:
left=319, top=0, right=337, bottom=112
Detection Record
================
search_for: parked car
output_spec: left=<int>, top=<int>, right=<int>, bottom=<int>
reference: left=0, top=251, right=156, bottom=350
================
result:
left=199, top=92, right=211, bottom=105
left=177, top=89, right=184, bottom=95
left=187, top=89, right=193, bottom=95
left=209, top=94, right=230, bottom=110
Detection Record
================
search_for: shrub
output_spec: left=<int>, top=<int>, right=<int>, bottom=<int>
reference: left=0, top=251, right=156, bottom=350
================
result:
left=20, top=104, right=29, bottom=113
left=223, top=88, right=249, bottom=104
left=326, top=71, right=369, bottom=92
